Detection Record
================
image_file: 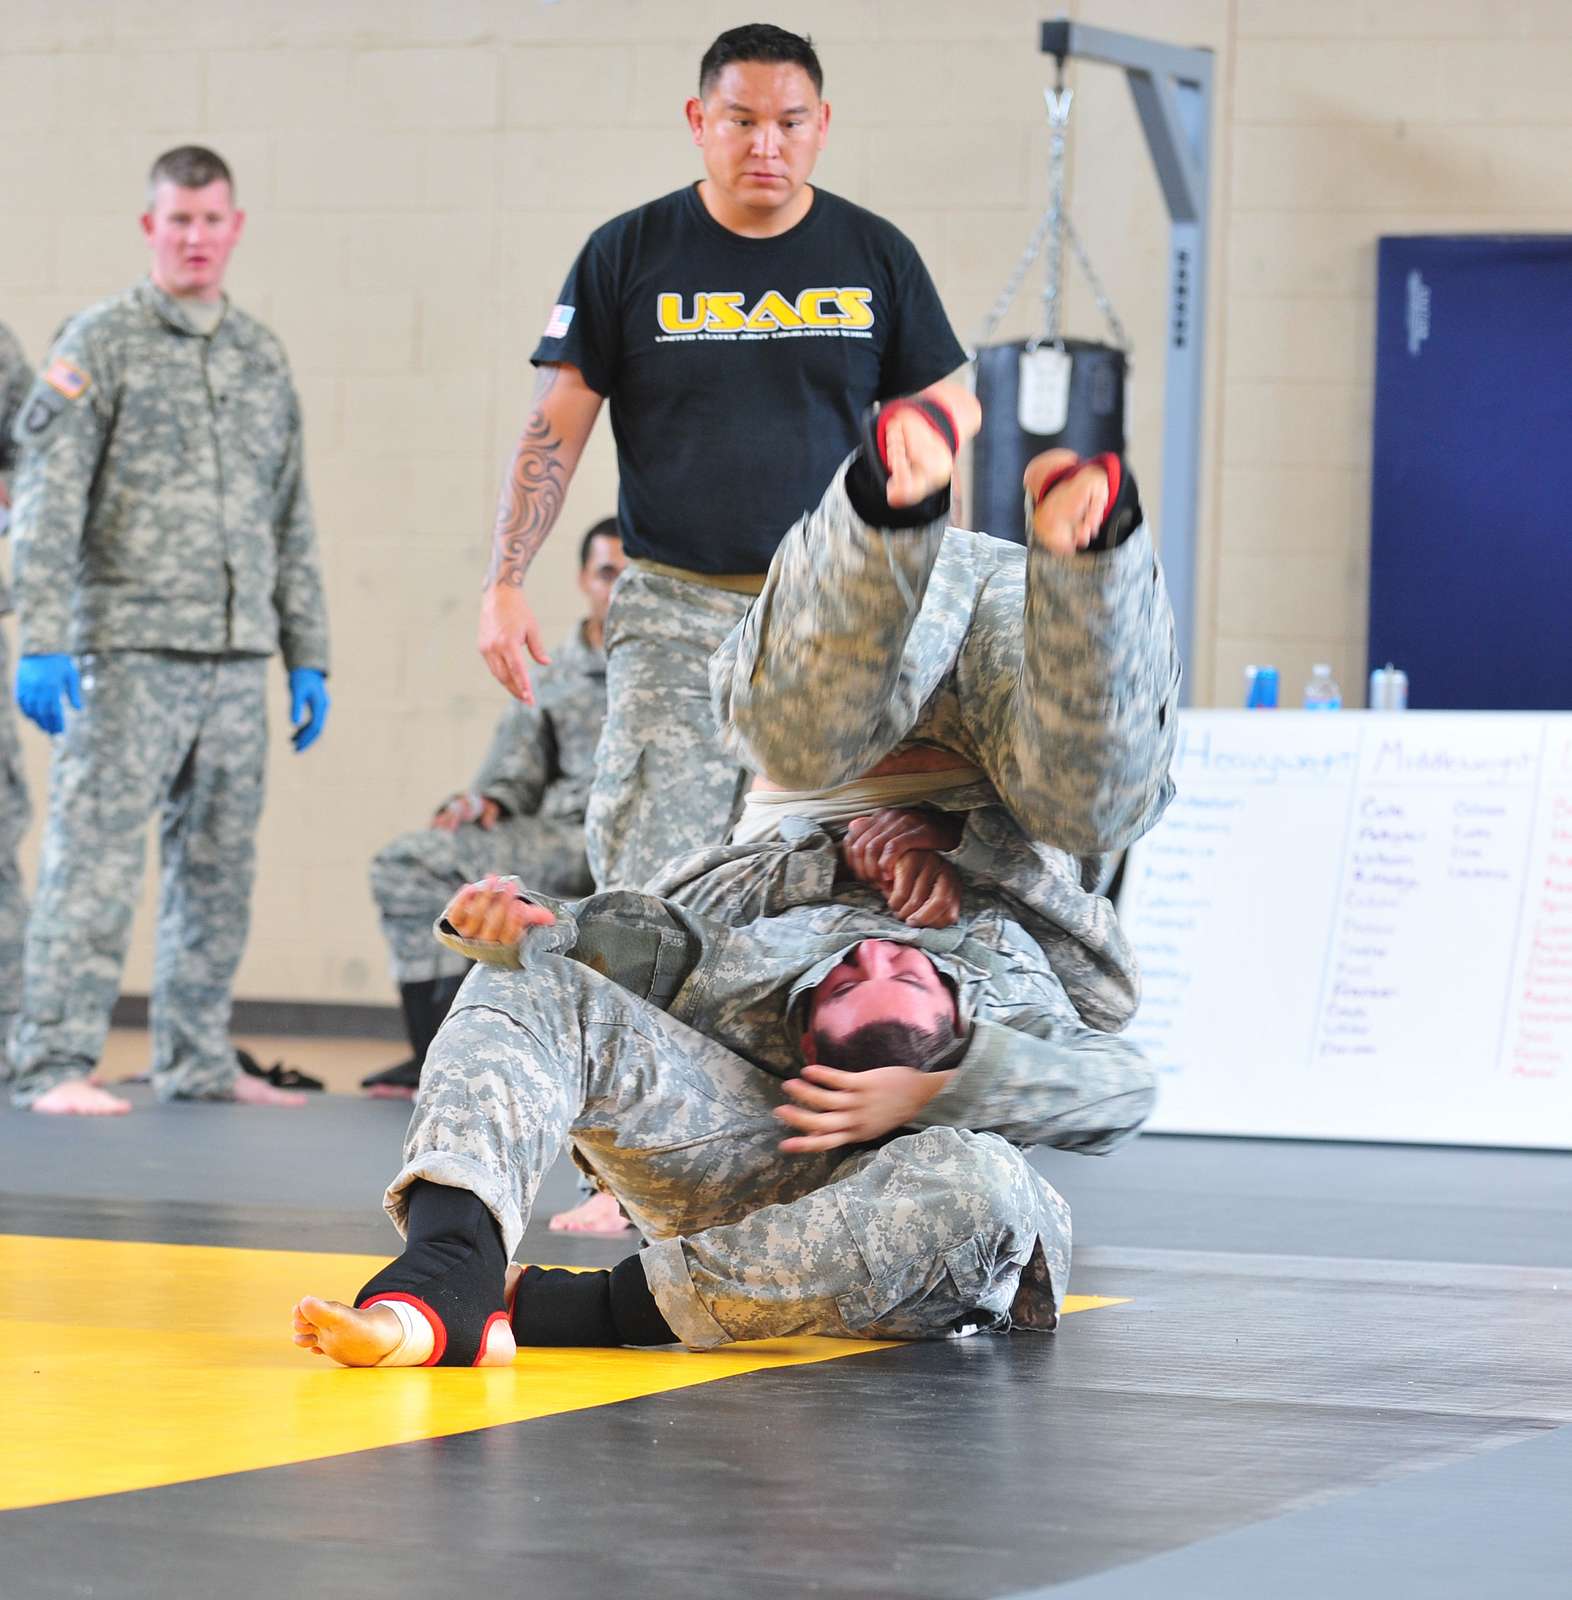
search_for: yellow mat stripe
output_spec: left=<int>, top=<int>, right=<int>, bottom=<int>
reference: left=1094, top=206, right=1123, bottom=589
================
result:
left=0, top=1233, right=1126, bottom=1512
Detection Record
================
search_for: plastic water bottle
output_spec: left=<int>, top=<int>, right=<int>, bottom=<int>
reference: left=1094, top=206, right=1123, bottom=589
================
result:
left=1303, top=663, right=1342, bottom=710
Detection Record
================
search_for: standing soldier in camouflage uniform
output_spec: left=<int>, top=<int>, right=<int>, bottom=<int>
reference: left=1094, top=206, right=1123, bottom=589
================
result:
left=8, top=146, right=330, bottom=1116
left=0, top=320, right=33, bottom=1079
left=291, top=815, right=1156, bottom=1367
left=476, top=24, right=965, bottom=892
left=363, top=521, right=623, bottom=1097
left=712, top=384, right=1181, bottom=859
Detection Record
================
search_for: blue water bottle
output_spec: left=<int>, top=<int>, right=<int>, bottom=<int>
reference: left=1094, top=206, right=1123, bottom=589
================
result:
left=1244, top=665, right=1279, bottom=708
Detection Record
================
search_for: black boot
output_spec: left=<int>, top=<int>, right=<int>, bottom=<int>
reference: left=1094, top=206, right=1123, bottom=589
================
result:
left=361, top=972, right=471, bottom=1094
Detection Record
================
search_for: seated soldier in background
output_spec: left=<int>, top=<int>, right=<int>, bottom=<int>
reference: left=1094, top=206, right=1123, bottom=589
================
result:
left=362, top=519, right=623, bottom=1098
left=291, top=796, right=1155, bottom=1367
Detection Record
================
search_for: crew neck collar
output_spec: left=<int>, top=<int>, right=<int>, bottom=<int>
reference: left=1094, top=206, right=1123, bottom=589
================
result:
left=683, top=180, right=824, bottom=248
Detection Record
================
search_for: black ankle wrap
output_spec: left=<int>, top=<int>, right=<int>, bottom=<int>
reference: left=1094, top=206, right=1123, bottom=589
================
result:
left=846, top=401, right=954, bottom=530
left=356, top=1180, right=508, bottom=1366
left=511, top=1257, right=675, bottom=1348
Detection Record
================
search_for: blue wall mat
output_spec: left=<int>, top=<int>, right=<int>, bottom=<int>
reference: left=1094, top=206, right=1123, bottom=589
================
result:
left=1370, top=236, right=1572, bottom=710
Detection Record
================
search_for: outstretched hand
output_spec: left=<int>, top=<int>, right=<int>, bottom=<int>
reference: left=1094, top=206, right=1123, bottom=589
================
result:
left=443, top=874, right=555, bottom=944
left=775, top=1063, right=954, bottom=1152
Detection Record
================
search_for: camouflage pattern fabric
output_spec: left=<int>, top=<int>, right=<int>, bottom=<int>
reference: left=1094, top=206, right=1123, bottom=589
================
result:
left=370, top=627, right=605, bottom=983
left=0, top=319, right=29, bottom=617
left=0, top=629, right=29, bottom=1075
left=8, top=280, right=329, bottom=669
left=0, top=323, right=31, bottom=1072
left=584, top=565, right=754, bottom=891
left=388, top=853, right=1154, bottom=1346
left=6, top=280, right=329, bottom=1103
left=711, top=459, right=1180, bottom=856
left=9, top=661, right=273, bottom=1110
left=650, top=806, right=1142, bottom=1037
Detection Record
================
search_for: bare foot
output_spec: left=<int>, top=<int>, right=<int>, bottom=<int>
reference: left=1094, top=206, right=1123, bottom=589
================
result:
left=292, top=1295, right=516, bottom=1367
left=31, top=1078, right=132, bottom=1116
left=232, top=1071, right=308, bottom=1109
left=293, top=1297, right=403, bottom=1365
left=364, top=1081, right=417, bottom=1102
left=549, top=1190, right=633, bottom=1234
left=1024, top=448, right=1109, bottom=556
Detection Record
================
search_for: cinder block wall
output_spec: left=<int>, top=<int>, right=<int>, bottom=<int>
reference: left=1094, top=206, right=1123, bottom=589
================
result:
left=2, top=0, right=1568, bottom=1005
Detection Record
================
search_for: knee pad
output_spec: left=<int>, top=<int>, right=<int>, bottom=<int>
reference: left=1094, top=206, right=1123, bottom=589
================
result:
left=355, top=1180, right=508, bottom=1367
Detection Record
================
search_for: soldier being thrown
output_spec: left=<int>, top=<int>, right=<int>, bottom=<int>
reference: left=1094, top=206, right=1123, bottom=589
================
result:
left=294, top=830, right=1154, bottom=1366
left=713, top=381, right=1181, bottom=860
left=7, top=146, right=330, bottom=1115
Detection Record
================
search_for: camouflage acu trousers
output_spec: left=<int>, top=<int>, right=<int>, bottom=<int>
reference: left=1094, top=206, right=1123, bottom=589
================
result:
left=585, top=567, right=754, bottom=892
left=0, top=628, right=30, bottom=1075
left=9, top=651, right=267, bottom=1106
left=713, top=473, right=1178, bottom=856
left=370, top=814, right=592, bottom=984
left=391, top=955, right=1067, bottom=1348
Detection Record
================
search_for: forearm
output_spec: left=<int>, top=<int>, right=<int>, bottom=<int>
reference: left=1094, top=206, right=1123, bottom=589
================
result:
left=11, top=455, right=92, bottom=656
left=648, top=831, right=840, bottom=921
left=471, top=705, right=550, bottom=818
left=436, top=883, right=706, bottom=1010
left=484, top=365, right=598, bottom=592
left=915, top=1017, right=1156, bottom=1152
left=273, top=435, right=331, bottom=672
left=945, top=813, right=1140, bottom=1034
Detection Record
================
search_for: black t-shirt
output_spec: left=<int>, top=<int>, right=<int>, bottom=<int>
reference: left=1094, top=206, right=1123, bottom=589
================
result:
left=531, top=183, right=966, bottom=574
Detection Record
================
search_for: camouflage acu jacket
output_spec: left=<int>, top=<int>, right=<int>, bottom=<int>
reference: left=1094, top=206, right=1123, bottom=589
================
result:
left=0, top=320, right=29, bottom=617
left=472, top=624, right=607, bottom=824
left=437, top=823, right=1155, bottom=1158
left=8, top=279, right=329, bottom=668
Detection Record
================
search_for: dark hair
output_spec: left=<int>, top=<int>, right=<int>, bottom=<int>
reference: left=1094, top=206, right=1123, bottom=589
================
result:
left=809, top=1018, right=961, bottom=1074
left=699, top=24, right=823, bottom=99
left=579, top=517, right=620, bottom=569
left=147, top=145, right=234, bottom=205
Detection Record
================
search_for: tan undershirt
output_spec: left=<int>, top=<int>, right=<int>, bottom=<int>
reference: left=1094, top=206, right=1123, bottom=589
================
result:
left=733, top=748, right=983, bottom=845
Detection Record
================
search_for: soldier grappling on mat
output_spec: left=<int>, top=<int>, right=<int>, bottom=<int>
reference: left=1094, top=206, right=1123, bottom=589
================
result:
left=292, top=383, right=1178, bottom=1366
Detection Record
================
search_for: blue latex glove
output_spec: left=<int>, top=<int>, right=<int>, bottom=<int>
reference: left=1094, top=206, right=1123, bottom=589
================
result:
left=288, top=667, right=330, bottom=753
left=16, top=653, right=82, bottom=736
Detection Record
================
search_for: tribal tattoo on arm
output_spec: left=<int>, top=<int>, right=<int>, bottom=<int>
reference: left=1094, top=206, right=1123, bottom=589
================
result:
left=485, top=366, right=566, bottom=590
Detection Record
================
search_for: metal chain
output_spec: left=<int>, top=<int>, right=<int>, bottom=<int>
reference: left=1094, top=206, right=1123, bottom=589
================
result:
left=967, top=77, right=1131, bottom=360
left=967, top=205, right=1057, bottom=358
left=1064, top=215, right=1131, bottom=354
left=1039, top=86, right=1072, bottom=348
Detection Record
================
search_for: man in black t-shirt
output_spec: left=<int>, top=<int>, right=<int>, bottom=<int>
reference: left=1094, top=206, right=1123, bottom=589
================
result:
left=477, top=22, right=965, bottom=891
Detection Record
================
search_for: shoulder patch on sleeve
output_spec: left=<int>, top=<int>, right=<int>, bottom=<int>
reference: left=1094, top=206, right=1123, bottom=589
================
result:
left=42, top=357, right=91, bottom=401
left=23, top=390, right=65, bottom=435
left=544, top=303, right=575, bottom=339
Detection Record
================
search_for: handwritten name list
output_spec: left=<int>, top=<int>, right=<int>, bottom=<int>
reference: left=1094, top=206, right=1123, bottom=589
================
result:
left=1119, top=712, right=1572, bottom=1149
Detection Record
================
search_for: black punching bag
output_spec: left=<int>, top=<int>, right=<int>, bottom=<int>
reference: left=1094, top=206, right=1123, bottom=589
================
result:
left=970, top=338, right=1127, bottom=544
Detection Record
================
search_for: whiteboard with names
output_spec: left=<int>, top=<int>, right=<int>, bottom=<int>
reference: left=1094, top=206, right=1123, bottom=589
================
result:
left=1118, top=711, right=1572, bottom=1149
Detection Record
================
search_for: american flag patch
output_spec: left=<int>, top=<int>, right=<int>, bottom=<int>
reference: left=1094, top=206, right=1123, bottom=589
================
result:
left=544, top=303, right=575, bottom=339
left=43, top=358, right=91, bottom=401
